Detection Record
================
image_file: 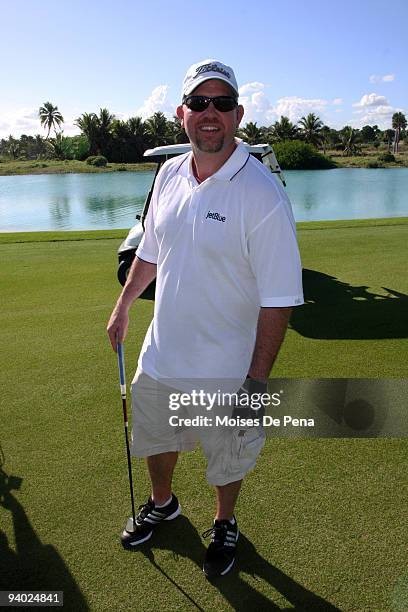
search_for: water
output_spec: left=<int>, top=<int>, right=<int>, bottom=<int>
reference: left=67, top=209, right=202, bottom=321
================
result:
left=286, top=168, right=408, bottom=222
left=0, top=168, right=407, bottom=232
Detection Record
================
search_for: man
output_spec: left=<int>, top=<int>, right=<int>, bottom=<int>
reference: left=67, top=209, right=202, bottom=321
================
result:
left=107, top=59, right=304, bottom=578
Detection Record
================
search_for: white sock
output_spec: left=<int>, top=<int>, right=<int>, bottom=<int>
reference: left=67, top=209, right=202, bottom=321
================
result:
left=155, top=495, right=173, bottom=508
left=216, top=516, right=235, bottom=524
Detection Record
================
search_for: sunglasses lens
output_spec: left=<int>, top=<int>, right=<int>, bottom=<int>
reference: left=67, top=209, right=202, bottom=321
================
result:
left=213, top=97, right=237, bottom=112
left=185, top=96, right=209, bottom=112
left=184, top=96, right=237, bottom=112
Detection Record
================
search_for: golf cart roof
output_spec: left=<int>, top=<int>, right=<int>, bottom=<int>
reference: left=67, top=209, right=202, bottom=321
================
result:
left=143, top=141, right=286, bottom=188
left=143, top=142, right=272, bottom=158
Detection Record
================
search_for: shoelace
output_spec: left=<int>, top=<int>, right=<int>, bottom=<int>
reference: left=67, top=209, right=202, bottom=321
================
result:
left=202, top=522, right=228, bottom=546
left=136, top=499, right=154, bottom=524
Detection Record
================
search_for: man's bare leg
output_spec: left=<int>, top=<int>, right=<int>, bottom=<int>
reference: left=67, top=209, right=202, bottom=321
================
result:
left=215, top=479, right=242, bottom=520
left=147, top=451, right=178, bottom=505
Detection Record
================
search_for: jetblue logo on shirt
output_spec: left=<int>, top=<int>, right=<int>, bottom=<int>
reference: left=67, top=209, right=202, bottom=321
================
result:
left=206, top=210, right=226, bottom=223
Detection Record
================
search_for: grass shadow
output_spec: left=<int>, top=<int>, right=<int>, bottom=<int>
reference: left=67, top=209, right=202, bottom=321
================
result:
left=0, top=462, right=89, bottom=611
left=290, top=268, right=408, bottom=339
left=128, top=515, right=339, bottom=610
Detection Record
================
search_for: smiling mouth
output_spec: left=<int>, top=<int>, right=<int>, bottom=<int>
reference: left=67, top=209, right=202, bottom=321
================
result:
left=198, top=126, right=221, bottom=133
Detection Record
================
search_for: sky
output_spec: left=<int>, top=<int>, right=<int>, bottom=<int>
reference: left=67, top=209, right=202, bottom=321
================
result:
left=0, top=0, right=407, bottom=139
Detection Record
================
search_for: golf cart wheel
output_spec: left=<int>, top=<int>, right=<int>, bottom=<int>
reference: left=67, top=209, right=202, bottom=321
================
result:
left=117, top=259, right=131, bottom=286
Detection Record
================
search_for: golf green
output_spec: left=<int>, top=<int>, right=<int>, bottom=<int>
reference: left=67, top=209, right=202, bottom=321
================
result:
left=1, top=218, right=407, bottom=610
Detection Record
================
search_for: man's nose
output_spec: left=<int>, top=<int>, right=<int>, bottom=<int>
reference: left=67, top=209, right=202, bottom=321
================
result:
left=201, top=101, right=219, bottom=116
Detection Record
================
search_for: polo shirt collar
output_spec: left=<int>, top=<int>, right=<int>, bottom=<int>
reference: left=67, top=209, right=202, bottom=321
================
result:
left=177, top=140, right=250, bottom=183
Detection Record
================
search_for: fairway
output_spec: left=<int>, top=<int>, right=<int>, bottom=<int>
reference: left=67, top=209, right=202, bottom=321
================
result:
left=1, top=219, right=407, bottom=611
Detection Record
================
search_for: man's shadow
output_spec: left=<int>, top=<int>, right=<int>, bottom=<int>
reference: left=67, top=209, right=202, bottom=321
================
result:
left=0, top=454, right=89, bottom=610
left=290, top=268, right=408, bottom=339
left=132, top=515, right=340, bottom=611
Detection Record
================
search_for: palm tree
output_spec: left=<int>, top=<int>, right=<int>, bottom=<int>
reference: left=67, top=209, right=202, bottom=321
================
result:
left=94, top=108, right=115, bottom=156
left=166, top=115, right=189, bottom=144
left=237, top=121, right=263, bottom=145
left=270, top=116, right=299, bottom=142
left=383, top=129, right=395, bottom=153
left=75, top=112, right=99, bottom=155
left=298, top=113, right=323, bottom=147
left=127, top=116, right=145, bottom=138
left=75, top=112, right=98, bottom=155
left=392, top=112, right=407, bottom=154
left=48, top=132, right=71, bottom=160
left=75, top=110, right=115, bottom=156
left=38, top=102, right=64, bottom=139
left=145, top=112, right=170, bottom=148
left=340, top=127, right=361, bottom=157
left=6, top=135, right=19, bottom=159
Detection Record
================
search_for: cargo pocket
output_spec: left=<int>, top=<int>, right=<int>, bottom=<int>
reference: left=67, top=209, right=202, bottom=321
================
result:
left=228, top=427, right=266, bottom=476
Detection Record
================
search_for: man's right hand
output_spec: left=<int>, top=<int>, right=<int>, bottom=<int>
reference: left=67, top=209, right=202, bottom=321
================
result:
left=107, top=305, right=129, bottom=352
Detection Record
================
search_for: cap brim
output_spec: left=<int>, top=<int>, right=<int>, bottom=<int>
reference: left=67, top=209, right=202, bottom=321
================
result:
left=184, top=75, right=238, bottom=98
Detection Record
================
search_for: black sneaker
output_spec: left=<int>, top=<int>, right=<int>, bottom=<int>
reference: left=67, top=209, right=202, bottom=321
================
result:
left=121, top=493, right=181, bottom=549
left=202, top=517, right=239, bottom=577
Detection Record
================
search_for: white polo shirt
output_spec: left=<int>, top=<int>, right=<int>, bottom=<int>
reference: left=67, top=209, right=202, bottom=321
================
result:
left=136, top=141, right=303, bottom=388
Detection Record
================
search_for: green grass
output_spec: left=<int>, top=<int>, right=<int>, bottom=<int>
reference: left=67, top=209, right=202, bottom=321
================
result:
left=0, top=219, right=407, bottom=610
left=0, top=159, right=156, bottom=176
left=327, top=144, right=408, bottom=168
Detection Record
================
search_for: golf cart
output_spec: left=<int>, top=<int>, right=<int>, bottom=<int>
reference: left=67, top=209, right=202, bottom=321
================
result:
left=117, top=142, right=286, bottom=291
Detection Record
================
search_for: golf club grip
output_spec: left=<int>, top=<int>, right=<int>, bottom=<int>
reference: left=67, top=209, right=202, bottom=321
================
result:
left=117, top=342, right=126, bottom=397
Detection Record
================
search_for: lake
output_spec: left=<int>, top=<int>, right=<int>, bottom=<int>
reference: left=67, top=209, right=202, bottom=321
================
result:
left=0, top=167, right=407, bottom=232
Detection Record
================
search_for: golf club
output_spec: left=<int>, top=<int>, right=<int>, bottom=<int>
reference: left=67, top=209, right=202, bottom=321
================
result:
left=116, top=338, right=137, bottom=532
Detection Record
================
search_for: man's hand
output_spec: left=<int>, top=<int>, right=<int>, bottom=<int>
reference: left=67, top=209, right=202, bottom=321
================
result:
left=232, top=376, right=268, bottom=421
left=107, top=305, right=129, bottom=352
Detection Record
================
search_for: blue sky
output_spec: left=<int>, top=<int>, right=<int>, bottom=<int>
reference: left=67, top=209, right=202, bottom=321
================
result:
left=0, top=0, right=407, bottom=138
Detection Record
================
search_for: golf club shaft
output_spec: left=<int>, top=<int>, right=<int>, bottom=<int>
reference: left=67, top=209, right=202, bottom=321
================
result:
left=117, top=341, right=136, bottom=528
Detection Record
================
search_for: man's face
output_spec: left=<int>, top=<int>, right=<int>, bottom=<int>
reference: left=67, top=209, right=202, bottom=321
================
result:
left=176, top=79, right=244, bottom=154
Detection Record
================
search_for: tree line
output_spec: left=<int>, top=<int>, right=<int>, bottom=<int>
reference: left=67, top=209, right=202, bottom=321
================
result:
left=0, top=101, right=406, bottom=162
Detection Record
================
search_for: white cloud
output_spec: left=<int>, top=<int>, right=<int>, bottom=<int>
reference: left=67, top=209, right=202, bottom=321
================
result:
left=238, top=82, right=265, bottom=96
left=0, top=108, right=41, bottom=138
left=369, top=74, right=395, bottom=83
left=333, top=98, right=343, bottom=105
left=273, top=96, right=328, bottom=124
left=350, top=98, right=405, bottom=129
left=353, top=93, right=388, bottom=108
left=239, top=82, right=330, bottom=127
left=239, top=82, right=276, bottom=125
left=135, top=85, right=175, bottom=120
left=0, top=107, right=80, bottom=139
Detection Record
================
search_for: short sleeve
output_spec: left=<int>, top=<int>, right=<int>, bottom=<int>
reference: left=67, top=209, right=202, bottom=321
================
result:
left=247, top=199, right=304, bottom=307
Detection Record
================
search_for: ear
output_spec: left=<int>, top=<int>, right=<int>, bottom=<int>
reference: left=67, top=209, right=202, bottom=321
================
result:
left=236, top=104, right=244, bottom=128
left=176, top=105, right=184, bottom=127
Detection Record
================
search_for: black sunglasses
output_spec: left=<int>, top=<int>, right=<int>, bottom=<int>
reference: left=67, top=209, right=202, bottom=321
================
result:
left=183, top=95, right=238, bottom=113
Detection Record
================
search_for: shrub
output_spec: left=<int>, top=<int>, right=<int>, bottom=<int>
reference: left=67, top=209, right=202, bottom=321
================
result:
left=273, top=140, right=336, bottom=170
left=366, top=161, right=384, bottom=168
left=378, top=152, right=395, bottom=163
left=86, top=155, right=108, bottom=167
left=117, top=166, right=127, bottom=171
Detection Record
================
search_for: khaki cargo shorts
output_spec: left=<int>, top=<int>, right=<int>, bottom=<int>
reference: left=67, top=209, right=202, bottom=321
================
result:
left=130, top=369, right=265, bottom=486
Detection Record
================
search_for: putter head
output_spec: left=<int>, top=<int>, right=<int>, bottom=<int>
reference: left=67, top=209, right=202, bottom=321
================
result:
left=124, top=516, right=137, bottom=533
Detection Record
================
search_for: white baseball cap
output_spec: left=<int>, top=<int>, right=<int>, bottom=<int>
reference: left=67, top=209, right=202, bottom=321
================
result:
left=182, top=59, right=239, bottom=99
